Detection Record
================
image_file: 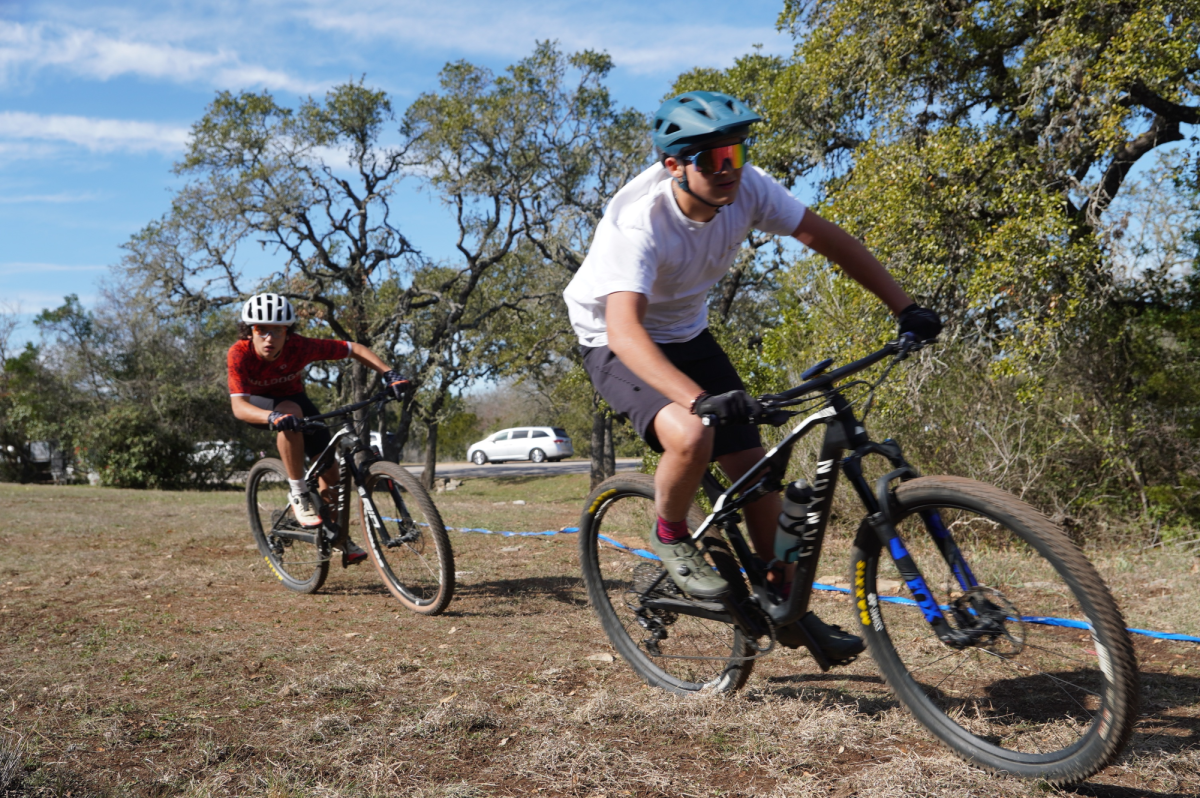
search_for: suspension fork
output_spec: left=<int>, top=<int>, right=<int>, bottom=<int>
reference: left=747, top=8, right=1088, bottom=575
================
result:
left=845, top=438, right=973, bottom=648
left=867, top=439, right=979, bottom=594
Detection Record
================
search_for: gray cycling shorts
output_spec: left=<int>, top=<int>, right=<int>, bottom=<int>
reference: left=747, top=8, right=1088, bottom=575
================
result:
left=580, top=328, right=762, bottom=459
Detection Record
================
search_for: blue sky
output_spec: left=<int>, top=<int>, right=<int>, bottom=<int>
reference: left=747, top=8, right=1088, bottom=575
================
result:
left=0, top=0, right=795, bottom=345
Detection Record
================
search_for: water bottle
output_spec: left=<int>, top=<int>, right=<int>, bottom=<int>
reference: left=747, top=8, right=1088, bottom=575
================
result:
left=774, top=479, right=814, bottom=564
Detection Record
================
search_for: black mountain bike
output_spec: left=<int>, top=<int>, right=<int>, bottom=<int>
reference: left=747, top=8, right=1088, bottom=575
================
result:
left=579, top=336, right=1138, bottom=784
left=246, top=390, right=454, bottom=615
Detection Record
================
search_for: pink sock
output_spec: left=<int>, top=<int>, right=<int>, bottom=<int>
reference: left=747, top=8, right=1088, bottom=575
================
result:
left=656, top=516, right=690, bottom=544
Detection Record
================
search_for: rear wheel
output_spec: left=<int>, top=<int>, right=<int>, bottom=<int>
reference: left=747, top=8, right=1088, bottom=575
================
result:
left=247, top=458, right=329, bottom=593
left=360, top=461, right=455, bottom=615
left=852, top=476, right=1138, bottom=784
left=579, top=473, right=754, bottom=695
left=530, top=448, right=546, bottom=463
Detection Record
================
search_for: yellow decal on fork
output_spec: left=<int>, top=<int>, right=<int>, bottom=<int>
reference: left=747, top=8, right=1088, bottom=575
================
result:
left=855, top=559, right=869, bottom=626
left=589, top=489, right=617, bottom=515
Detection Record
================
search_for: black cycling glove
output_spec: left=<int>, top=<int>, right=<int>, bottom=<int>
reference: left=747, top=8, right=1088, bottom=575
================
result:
left=267, top=411, right=299, bottom=432
left=693, top=390, right=762, bottom=426
left=897, top=304, right=943, bottom=343
left=383, top=370, right=411, bottom=401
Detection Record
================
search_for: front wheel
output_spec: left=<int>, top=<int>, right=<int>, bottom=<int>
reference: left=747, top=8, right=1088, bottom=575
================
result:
left=247, top=458, right=329, bottom=594
left=471, top=450, right=488, bottom=465
left=529, top=448, right=546, bottom=464
left=360, top=461, right=455, bottom=615
left=852, top=476, right=1138, bottom=784
left=579, top=473, right=755, bottom=695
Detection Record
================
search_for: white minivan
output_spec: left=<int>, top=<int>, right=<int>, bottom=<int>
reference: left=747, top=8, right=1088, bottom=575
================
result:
left=467, top=427, right=574, bottom=464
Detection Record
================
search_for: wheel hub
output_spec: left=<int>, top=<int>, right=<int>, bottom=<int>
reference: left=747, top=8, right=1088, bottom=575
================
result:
left=950, top=585, right=1025, bottom=656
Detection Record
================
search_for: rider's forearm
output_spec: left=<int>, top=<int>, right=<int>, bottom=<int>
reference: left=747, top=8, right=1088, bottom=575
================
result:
left=348, top=342, right=391, bottom=375
left=792, top=211, right=912, bottom=315
left=606, top=292, right=705, bottom=408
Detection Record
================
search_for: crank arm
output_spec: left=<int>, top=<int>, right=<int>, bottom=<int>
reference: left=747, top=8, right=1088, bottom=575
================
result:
left=269, top=529, right=318, bottom=545
left=641, top=597, right=731, bottom=624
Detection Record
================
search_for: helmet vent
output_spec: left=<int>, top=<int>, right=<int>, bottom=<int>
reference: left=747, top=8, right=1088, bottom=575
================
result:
left=664, top=123, right=680, bottom=135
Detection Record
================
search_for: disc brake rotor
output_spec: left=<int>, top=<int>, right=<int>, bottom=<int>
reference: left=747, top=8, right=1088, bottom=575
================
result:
left=951, top=585, right=1026, bottom=656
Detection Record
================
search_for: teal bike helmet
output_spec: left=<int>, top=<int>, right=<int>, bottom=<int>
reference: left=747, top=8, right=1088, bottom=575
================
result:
left=652, top=91, right=763, bottom=157
left=652, top=91, right=763, bottom=211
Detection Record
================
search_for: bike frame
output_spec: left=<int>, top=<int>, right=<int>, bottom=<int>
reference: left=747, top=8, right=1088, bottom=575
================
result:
left=679, top=341, right=981, bottom=653
left=271, top=391, right=413, bottom=550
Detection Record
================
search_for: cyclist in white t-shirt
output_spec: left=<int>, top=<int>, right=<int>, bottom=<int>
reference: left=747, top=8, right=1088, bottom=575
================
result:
left=564, top=91, right=942, bottom=664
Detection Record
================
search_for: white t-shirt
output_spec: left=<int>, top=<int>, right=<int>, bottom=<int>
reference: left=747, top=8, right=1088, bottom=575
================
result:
left=563, top=163, right=806, bottom=347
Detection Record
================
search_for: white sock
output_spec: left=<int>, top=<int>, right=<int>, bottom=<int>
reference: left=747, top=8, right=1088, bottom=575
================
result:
left=289, top=479, right=307, bottom=497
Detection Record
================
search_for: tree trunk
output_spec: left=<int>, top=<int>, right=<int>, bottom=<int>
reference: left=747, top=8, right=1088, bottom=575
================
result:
left=603, top=412, right=615, bottom=477
left=393, top=399, right=416, bottom=461
left=590, top=408, right=605, bottom=490
left=589, top=395, right=616, bottom=489
left=421, top=420, right=438, bottom=490
left=376, top=407, right=399, bottom=462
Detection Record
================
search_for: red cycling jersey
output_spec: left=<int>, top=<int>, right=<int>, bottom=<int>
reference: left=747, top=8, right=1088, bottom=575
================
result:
left=227, top=335, right=351, bottom=398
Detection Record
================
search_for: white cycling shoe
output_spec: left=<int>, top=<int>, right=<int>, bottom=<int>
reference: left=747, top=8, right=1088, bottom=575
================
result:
left=289, top=491, right=323, bottom=528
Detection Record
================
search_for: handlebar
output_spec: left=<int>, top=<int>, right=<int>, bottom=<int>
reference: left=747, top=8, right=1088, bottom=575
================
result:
left=761, top=340, right=902, bottom=406
left=297, top=389, right=394, bottom=431
left=698, top=335, right=923, bottom=427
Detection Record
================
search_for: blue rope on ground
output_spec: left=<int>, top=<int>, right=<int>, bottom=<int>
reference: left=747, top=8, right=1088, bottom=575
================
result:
left=441, top=522, right=1200, bottom=644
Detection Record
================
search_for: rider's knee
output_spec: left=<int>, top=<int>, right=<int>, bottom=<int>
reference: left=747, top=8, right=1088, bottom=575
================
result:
left=662, top=419, right=714, bottom=461
left=275, top=400, right=302, bottom=417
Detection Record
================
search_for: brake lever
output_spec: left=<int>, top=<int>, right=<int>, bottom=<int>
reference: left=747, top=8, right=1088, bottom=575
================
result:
left=756, top=409, right=795, bottom=427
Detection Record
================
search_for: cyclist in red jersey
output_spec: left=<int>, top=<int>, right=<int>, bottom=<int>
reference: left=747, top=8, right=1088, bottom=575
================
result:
left=228, top=293, right=410, bottom=563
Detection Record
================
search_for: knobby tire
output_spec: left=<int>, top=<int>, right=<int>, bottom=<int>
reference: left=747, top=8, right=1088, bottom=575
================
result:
left=247, top=457, right=329, bottom=594
left=360, top=461, right=455, bottom=615
left=580, top=473, right=754, bottom=695
left=851, top=476, right=1137, bottom=784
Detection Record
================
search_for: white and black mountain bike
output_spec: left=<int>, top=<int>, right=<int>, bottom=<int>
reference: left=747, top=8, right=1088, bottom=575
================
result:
left=246, top=390, right=454, bottom=615
left=579, top=335, right=1138, bottom=784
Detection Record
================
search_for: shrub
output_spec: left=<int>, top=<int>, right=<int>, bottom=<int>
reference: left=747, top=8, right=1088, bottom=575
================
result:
left=77, top=404, right=193, bottom=489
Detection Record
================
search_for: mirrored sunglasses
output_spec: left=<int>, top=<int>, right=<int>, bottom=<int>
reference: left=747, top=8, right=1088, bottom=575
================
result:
left=252, top=325, right=287, bottom=338
left=682, top=141, right=748, bottom=174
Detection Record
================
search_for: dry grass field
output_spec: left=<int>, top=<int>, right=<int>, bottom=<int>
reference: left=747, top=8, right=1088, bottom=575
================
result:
left=1, top=475, right=1198, bottom=797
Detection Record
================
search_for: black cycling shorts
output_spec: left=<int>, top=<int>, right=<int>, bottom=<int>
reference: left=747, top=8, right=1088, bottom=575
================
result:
left=245, top=391, right=331, bottom=460
left=581, top=328, right=762, bottom=459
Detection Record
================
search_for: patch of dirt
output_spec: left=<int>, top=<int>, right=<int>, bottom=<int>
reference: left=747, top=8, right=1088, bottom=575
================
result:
left=0, top=480, right=1197, bottom=797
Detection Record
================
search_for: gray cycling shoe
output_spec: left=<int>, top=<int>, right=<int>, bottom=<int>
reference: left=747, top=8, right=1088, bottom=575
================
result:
left=649, top=534, right=729, bottom=599
left=777, top=611, right=864, bottom=664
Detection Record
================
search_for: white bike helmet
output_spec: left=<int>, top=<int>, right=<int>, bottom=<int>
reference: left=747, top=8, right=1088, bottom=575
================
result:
left=241, top=293, right=296, bottom=326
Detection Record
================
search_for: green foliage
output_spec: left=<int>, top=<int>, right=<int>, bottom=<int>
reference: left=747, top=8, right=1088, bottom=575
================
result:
left=76, top=404, right=193, bottom=489
left=676, top=0, right=1200, bottom=538
left=434, top=410, right=482, bottom=461
left=0, top=343, right=70, bottom=482
left=1, top=289, right=254, bottom=488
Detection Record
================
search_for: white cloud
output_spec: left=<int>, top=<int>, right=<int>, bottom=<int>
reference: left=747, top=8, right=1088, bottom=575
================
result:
left=0, top=20, right=319, bottom=93
left=295, top=0, right=791, bottom=76
left=0, top=191, right=102, bottom=203
left=0, top=111, right=189, bottom=153
left=0, top=262, right=107, bottom=275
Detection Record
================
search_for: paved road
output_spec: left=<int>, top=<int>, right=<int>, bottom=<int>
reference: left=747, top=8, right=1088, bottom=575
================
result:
left=403, top=457, right=642, bottom=480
